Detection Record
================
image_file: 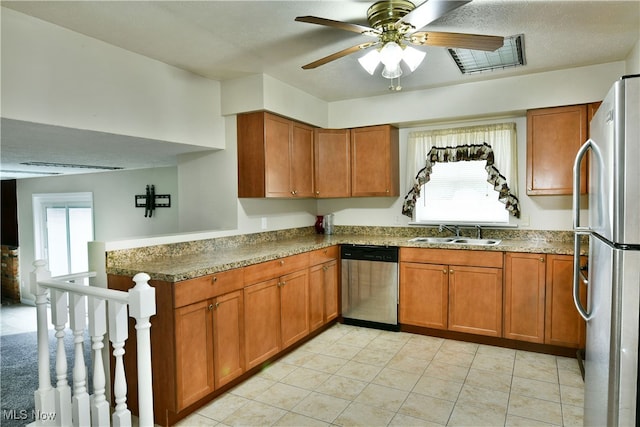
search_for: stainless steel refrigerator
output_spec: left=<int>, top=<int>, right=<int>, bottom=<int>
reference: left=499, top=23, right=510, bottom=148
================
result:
left=573, top=74, right=640, bottom=426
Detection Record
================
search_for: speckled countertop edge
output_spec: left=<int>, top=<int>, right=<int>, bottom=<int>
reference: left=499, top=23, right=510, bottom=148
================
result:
left=107, top=231, right=583, bottom=282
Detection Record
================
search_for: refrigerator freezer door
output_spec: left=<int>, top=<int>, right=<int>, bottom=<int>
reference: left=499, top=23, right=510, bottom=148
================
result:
left=584, top=235, right=640, bottom=426
left=588, top=75, right=640, bottom=245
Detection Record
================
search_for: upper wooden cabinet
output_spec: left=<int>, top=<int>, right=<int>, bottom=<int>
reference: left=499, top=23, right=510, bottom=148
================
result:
left=237, top=111, right=314, bottom=198
left=351, top=125, right=399, bottom=197
left=314, top=128, right=351, bottom=198
left=526, top=103, right=596, bottom=195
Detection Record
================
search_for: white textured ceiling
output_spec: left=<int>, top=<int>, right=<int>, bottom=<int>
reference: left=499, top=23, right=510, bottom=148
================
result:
left=1, top=0, right=639, bottom=179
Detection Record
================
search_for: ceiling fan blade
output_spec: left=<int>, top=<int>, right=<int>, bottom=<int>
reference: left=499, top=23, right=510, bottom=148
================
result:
left=295, top=16, right=378, bottom=36
left=398, top=0, right=471, bottom=33
left=302, top=42, right=378, bottom=69
left=409, top=31, right=504, bottom=51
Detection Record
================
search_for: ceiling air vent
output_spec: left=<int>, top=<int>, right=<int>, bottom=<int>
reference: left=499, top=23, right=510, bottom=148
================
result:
left=448, top=34, right=525, bottom=74
left=21, top=161, right=123, bottom=170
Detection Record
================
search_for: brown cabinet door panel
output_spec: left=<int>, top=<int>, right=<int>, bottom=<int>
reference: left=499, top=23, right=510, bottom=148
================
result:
left=308, top=264, right=325, bottom=332
left=449, top=266, right=503, bottom=337
left=265, top=114, right=292, bottom=197
left=291, top=122, right=315, bottom=197
left=280, top=269, right=310, bottom=348
left=324, top=260, right=339, bottom=322
left=314, top=129, right=351, bottom=197
left=175, top=300, right=214, bottom=409
left=545, top=255, right=587, bottom=348
left=526, top=104, right=588, bottom=195
left=504, top=253, right=546, bottom=343
left=244, top=279, right=281, bottom=369
left=350, top=125, right=399, bottom=196
left=400, top=262, right=448, bottom=329
left=213, top=290, right=245, bottom=388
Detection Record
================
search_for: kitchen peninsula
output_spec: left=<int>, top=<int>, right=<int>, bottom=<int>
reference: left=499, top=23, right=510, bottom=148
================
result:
left=107, top=226, right=586, bottom=426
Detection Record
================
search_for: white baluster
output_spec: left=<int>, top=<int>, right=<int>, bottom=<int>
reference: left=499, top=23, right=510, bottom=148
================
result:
left=69, top=292, right=90, bottom=427
left=128, top=273, right=155, bottom=427
left=88, top=296, right=109, bottom=426
left=109, top=301, right=131, bottom=427
left=50, top=289, right=71, bottom=426
left=29, top=260, right=56, bottom=426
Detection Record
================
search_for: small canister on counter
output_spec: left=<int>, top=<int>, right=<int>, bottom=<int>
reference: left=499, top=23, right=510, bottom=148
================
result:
left=323, top=213, right=334, bottom=235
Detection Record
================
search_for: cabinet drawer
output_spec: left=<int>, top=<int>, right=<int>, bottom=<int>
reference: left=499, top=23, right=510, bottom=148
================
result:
left=309, top=246, right=338, bottom=265
left=174, top=268, right=244, bottom=308
left=400, top=248, right=503, bottom=268
left=244, top=252, right=310, bottom=284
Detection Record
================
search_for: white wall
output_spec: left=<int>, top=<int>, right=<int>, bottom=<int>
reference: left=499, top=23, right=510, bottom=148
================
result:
left=16, top=167, right=178, bottom=299
left=1, top=7, right=224, bottom=149
left=626, top=39, right=640, bottom=74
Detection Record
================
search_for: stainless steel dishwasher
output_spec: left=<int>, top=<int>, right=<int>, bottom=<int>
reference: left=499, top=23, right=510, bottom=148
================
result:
left=341, top=245, right=399, bottom=331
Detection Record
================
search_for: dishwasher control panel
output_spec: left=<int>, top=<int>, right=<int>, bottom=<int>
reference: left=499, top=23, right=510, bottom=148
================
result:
left=340, top=245, right=398, bottom=262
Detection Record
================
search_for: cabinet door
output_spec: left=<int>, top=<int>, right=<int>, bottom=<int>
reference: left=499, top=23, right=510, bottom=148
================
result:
left=175, top=300, right=214, bottom=409
left=545, top=255, right=587, bottom=348
left=280, top=269, right=310, bottom=349
left=448, top=266, right=503, bottom=337
left=291, top=122, right=315, bottom=197
left=264, top=114, right=293, bottom=197
left=399, top=262, right=448, bottom=329
left=314, top=129, right=351, bottom=197
left=308, top=264, right=325, bottom=332
left=504, top=253, right=546, bottom=343
left=526, top=104, right=588, bottom=195
left=244, top=279, right=281, bottom=369
left=323, top=260, right=339, bottom=323
left=350, top=125, right=399, bottom=196
left=213, top=290, right=245, bottom=388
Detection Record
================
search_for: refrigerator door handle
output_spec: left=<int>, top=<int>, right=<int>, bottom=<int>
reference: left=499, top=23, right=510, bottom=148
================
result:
left=572, top=139, right=593, bottom=232
left=573, top=231, right=591, bottom=321
left=572, top=139, right=593, bottom=321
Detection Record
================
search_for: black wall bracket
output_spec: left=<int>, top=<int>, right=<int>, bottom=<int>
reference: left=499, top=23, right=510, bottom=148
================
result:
left=135, top=185, right=171, bottom=217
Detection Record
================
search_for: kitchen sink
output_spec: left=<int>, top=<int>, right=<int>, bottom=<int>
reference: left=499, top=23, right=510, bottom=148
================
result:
left=449, top=238, right=501, bottom=246
left=408, top=237, right=457, bottom=243
left=408, top=237, right=501, bottom=246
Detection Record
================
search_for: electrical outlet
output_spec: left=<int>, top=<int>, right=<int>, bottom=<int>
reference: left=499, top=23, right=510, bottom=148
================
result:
left=261, top=217, right=267, bottom=230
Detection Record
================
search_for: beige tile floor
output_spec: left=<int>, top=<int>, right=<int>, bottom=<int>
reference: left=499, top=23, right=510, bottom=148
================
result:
left=177, top=323, right=585, bottom=427
left=0, top=304, right=585, bottom=426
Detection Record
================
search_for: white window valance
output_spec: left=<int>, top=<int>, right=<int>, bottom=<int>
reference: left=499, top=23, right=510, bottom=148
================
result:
left=403, top=122, right=520, bottom=218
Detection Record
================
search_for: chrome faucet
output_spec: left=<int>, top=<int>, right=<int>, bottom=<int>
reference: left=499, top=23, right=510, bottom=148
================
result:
left=475, top=225, right=482, bottom=239
left=438, top=224, right=460, bottom=237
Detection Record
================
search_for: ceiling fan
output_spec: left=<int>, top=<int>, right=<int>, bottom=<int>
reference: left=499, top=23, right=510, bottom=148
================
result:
left=295, top=0, right=504, bottom=85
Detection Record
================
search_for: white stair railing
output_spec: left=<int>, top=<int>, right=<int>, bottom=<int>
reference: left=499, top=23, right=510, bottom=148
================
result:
left=29, top=260, right=155, bottom=427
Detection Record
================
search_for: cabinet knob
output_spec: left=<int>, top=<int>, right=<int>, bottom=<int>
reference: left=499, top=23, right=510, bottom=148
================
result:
left=442, top=269, right=448, bottom=274
left=208, top=304, right=214, bottom=311
left=212, top=276, right=218, bottom=283
left=540, top=257, right=545, bottom=263
left=291, top=190, right=297, bottom=196
left=450, top=269, right=454, bottom=274
left=323, top=266, right=329, bottom=272
left=280, top=260, right=285, bottom=266
left=316, top=191, right=320, bottom=195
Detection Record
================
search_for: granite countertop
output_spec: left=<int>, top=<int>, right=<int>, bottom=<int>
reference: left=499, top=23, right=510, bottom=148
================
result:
left=107, top=233, right=581, bottom=282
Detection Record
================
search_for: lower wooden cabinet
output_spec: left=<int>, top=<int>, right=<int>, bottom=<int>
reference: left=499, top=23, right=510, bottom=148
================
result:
left=545, top=254, right=587, bottom=348
left=504, top=253, right=546, bottom=343
left=309, top=259, right=339, bottom=331
left=504, top=252, right=587, bottom=348
left=175, top=300, right=214, bottom=409
left=279, top=269, right=310, bottom=349
left=399, top=262, right=448, bottom=329
left=399, top=248, right=503, bottom=337
left=448, top=265, right=503, bottom=337
left=213, top=290, right=245, bottom=388
left=244, top=279, right=282, bottom=370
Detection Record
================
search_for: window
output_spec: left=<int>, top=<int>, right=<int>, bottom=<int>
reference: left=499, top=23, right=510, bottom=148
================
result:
left=402, top=123, right=520, bottom=223
left=415, top=161, right=509, bottom=224
left=33, top=192, right=94, bottom=277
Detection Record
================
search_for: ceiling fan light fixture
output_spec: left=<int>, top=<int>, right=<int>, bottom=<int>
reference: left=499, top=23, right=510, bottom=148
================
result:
left=358, top=49, right=382, bottom=75
left=402, top=45, right=426, bottom=72
left=382, top=64, right=403, bottom=79
left=379, top=41, right=403, bottom=69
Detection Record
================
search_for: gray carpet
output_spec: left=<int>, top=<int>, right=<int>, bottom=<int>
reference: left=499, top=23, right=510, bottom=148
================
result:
left=1, top=330, right=92, bottom=427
